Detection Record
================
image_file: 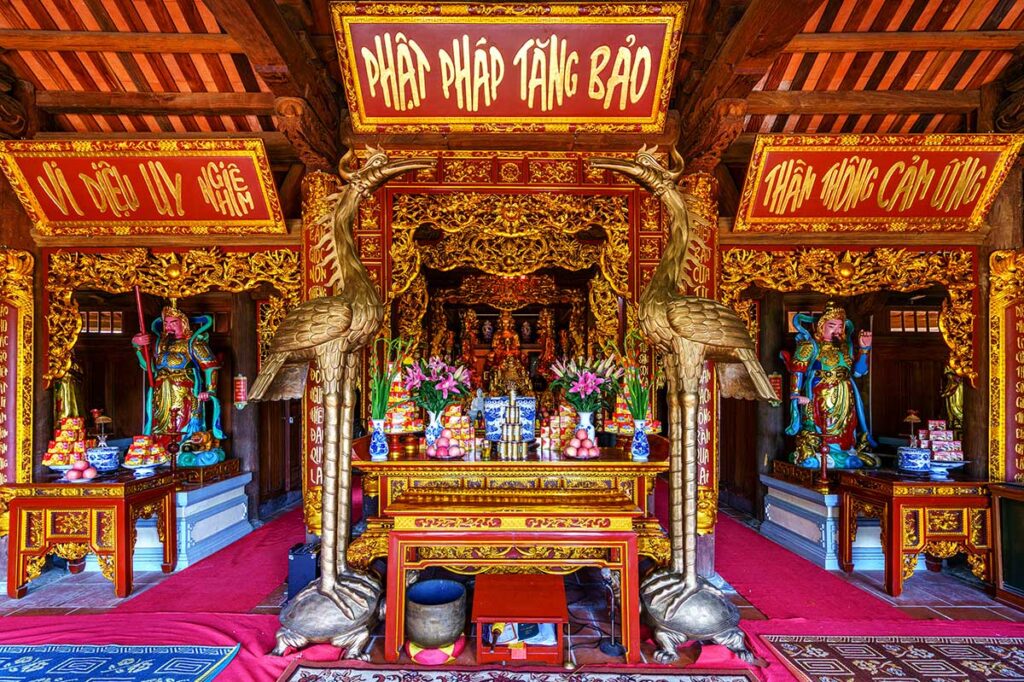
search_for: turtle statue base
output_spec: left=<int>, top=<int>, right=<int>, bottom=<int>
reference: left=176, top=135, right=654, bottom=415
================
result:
left=641, top=569, right=759, bottom=665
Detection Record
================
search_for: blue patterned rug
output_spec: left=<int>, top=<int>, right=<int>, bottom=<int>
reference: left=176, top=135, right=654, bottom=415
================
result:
left=0, top=643, right=240, bottom=681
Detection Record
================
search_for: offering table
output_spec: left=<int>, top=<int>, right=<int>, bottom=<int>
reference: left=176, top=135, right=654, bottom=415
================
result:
left=838, top=470, right=991, bottom=597
left=6, top=470, right=177, bottom=598
left=348, top=438, right=670, bottom=664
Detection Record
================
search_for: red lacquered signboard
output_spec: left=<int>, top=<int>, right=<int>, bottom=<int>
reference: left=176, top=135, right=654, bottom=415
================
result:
left=331, top=2, right=686, bottom=133
left=735, top=134, right=1024, bottom=233
left=0, top=139, right=286, bottom=236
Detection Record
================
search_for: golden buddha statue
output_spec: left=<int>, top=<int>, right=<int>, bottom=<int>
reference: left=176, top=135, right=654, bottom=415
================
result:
left=487, top=310, right=531, bottom=395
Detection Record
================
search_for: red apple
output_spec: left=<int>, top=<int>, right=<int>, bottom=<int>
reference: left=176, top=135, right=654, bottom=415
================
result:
left=82, top=467, right=98, bottom=480
left=426, top=445, right=437, bottom=456
left=72, top=460, right=89, bottom=471
left=569, top=438, right=581, bottom=448
left=449, top=446, right=462, bottom=457
left=435, top=446, right=449, bottom=458
left=436, top=436, right=450, bottom=448
left=66, top=469, right=82, bottom=481
left=575, top=429, right=589, bottom=440
left=441, top=428, right=454, bottom=439
left=565, top=445, right=578, bottom=457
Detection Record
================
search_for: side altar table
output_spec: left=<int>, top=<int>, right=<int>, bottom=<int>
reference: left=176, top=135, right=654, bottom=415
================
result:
left=6, top=470, right=177, bottom=598
left=347, top=437, right=671, bottom=664
left=838, top=470, right=991, bottom=597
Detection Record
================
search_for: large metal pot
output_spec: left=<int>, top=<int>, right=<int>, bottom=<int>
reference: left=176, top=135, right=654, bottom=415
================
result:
left=405, top=579, right=466, bottom=648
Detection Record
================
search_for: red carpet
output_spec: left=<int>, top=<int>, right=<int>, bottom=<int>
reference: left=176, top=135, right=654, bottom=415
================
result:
left=114, top=507, right=305, bottom=614
left=715, top=515, right=907, bottom=621
left=654, top=479, right=906, bottom=621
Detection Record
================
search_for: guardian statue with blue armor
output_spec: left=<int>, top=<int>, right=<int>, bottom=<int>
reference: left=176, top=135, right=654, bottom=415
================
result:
left=132, top=305, right=226, bottom=465
left=781, top=301, right=878, bottom=469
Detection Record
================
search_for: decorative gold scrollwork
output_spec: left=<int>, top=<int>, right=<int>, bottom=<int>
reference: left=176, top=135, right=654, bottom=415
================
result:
left=45, top=247, right=301, bottom=383
left=719, top=248, right=977, bottom=383
left=902, top=553, right=918, bottom=580
left=97, top=555, right=116, bottom=583
left=926, top=509, right=963, bottom=533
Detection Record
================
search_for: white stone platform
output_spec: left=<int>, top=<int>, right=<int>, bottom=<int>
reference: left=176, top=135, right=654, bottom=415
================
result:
left=85, top=472, right=253, bottom=573
left=760, top=473, right=924, bottom=572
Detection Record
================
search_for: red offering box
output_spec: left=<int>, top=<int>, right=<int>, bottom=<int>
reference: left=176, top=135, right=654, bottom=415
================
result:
left=472, top=574, right=568, bottom=665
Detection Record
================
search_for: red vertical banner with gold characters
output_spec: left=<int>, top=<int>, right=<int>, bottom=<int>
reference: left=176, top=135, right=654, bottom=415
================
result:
left=301, top=173, right=343, bottom=534
left=680, top=173, right=719, bottom=534
left=0, top=250, right=34, bottom=535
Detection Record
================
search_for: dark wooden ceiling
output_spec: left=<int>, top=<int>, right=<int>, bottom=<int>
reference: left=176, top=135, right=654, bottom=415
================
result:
left=1, top=0, right=1022, bottom=174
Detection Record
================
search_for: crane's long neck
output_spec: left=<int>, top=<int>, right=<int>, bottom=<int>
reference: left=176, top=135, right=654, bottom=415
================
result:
left=330, top=200, right=376, bottom=298
left=646, top=191, right=691, bottom=298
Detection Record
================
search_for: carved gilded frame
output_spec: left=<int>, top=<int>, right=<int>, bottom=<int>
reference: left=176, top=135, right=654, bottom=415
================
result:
left=387, top=190, right=632, bottom=355
left=989, top=250, right=1024, bottom=481
left=43, top=247, right=301, bottom=385
left=0, top=250, right=33, bottom=486
left=719, top=247, right=978, bottom=384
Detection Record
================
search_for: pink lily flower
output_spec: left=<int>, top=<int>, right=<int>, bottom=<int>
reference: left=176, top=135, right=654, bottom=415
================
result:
left=404, top=363, right=426, bottom=391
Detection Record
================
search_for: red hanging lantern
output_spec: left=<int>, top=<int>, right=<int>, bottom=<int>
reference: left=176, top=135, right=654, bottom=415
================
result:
left=234, top=374, right=248, bottom=410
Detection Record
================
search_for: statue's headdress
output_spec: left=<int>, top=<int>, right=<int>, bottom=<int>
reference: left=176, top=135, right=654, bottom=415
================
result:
left=161, top=305, right=192, bottom=335
left=815, top=301, right=847, bottom=338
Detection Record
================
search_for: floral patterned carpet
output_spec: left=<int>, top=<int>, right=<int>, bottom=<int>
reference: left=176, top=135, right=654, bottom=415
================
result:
left=761, top=635, right=1024, bottom=681
left=278, top=664, right=757, bottom=682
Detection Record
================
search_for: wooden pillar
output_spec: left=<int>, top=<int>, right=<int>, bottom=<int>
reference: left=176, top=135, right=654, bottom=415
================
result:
left=967, top=164, right=1023, bottom=480
left=755, top=291, right=786, bottom=517
left=231, top=294, right=260, bottom=520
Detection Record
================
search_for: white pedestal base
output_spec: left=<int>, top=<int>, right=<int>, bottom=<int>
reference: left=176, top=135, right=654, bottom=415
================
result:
left=760, top=473, right=924, bottom=572
left=85, top=473, right=253, bottom=573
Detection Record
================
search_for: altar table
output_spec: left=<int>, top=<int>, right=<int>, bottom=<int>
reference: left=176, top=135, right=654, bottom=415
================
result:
left=6, top=471, right=177, bottom=598
left=838, top=470, right=991, bottom=596
left=348, top=438, right=670, bottom=664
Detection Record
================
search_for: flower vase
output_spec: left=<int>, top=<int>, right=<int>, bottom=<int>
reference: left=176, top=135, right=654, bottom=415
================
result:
left=630, top=419, right=650, bottom=461
left=425, top=410, right=444, bottom=447
left=576, top=411, right=595, bottom=442
left=370, top=418, right=389, bottom=461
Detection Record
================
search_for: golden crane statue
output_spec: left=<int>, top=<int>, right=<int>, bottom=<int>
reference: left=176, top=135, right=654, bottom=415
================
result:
left=250, top=148, right=435, bottom=658
left=591, top=147, right=775, bottom=665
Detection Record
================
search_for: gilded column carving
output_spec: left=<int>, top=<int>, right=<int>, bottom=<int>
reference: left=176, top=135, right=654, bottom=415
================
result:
left=989, top=250, right=1024, bottom=482
left=0, top=250, right=33, bottom=492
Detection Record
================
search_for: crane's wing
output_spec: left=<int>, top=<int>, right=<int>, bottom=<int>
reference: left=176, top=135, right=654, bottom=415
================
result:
left=249, top=351, right=312, bottom=402
left=268, top=297, right=354, bottom=353
left=666, top=298, right=777, bottom=402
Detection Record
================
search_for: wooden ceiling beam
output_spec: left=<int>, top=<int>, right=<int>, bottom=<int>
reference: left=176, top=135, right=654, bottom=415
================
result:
left=676, top=0, right=822, bottom=169
left=35, top=90, right=275, bottom=115
left=203, top=0, right=340, bottom=169
left=0, top=29, right=242, bottom=54
left=785, top=30, right=1024, bottom=54
left=746, top=89, right=980, bottom=115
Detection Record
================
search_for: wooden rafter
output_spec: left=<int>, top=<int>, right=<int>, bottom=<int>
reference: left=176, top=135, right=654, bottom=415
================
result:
left=0, top=29, right=242, bottom=54
left=746, top=90, right=981, bottom=115
left=203, top=0, right=340, bottom=169
left=35, top=91, right=275, bottom=115
left=785, top=31, right=1024, bottom=54
left=676, top=0, right=821, bottom=170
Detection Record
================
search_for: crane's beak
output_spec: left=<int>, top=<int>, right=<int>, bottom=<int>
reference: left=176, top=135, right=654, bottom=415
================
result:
left=382, top=157, right=436, bottom=179
left=589, top=156, right=641, bottom=179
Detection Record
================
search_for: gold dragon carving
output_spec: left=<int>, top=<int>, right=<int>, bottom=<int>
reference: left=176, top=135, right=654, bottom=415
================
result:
left=45, top=248, right=302, bottom=384
left=719, top=248, right=977, bottom=383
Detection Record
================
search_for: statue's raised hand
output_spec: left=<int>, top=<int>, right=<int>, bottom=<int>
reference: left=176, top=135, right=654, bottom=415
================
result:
left=858, top=330, right=872, bottom=349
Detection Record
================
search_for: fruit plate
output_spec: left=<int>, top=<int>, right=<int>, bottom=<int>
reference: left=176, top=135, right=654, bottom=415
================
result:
left=928, top=459, right=967, bottom=480
left=46, top=464, right=75, bottom=473
left=122, top=461, right=165, bottom=477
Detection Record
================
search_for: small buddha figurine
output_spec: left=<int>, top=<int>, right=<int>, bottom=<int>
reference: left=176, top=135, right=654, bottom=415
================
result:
left=487, top=311, right=531, bottom=395
left=481, top=319, right=494, bottom=342
left=520, top=319, right=532, bottom=343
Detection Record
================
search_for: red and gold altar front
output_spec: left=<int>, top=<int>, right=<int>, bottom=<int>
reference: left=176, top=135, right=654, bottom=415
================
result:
left=347, top=436, right=670, bottom=663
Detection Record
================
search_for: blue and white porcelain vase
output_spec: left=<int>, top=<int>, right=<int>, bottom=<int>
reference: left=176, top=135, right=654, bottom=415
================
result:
left=576, top=410, right=595, bottom=442
left=425, top=410, right=444, bottom=447
left=370, top=418, right=389, bottom=461
left=484, top=397, right=508, bottom=442
left=630, top=419, right=650, bottom=461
